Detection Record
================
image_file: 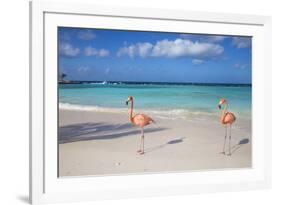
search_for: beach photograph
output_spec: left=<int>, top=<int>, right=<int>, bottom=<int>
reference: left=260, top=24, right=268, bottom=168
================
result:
left=58, top=27, right=252, bottom=177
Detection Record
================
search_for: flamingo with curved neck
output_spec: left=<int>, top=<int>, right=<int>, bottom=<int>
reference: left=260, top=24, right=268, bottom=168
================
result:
left=126, top=96, right=154, bottom=155
left=218, top=98, right=236, bottom=156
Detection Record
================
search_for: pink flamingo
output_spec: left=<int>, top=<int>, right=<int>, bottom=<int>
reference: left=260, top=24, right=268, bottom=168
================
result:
left=218, top=98, right=236, bottom=156
left=126, top=96, right=155, bottom=155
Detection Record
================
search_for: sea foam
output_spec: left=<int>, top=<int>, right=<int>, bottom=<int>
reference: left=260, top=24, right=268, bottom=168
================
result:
left=59, top=102, right=220, bottom=121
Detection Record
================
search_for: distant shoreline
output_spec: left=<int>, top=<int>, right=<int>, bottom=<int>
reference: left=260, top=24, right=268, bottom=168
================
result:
left=59, top=80, right=252, bottom=87
left=59, top=102, right=252, bottom=121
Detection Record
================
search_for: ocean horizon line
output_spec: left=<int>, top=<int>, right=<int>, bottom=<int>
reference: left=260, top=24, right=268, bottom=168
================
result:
left=59, top=80, right=252, bottom=87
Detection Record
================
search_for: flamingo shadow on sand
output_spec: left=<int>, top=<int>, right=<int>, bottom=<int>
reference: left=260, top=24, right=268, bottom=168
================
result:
left=59, top=122, right=167, bottom=144
left=230, top=138, right=250, bottom=155
left=144, top=137, right=187, bottom=154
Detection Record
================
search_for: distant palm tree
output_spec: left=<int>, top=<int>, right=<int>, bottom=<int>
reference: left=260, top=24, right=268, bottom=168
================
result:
left=61, top=73, right=67, bottom=82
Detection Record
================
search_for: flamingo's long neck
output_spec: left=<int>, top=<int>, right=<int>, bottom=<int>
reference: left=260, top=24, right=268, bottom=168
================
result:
left=129, top=100, right=134, bottom=123
left=220, top=103, right=228, bottom=123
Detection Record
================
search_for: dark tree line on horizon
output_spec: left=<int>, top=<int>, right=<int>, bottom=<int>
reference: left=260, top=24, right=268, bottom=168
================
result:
left=59, top=73, right=67, bottom=82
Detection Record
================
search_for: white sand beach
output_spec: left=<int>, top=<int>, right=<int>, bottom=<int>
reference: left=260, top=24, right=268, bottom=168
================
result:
left=59, top=108, right=251, bottom=177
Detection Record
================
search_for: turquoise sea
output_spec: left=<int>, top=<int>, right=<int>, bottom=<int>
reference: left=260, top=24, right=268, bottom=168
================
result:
left=59, top=82, right=252, bottom=120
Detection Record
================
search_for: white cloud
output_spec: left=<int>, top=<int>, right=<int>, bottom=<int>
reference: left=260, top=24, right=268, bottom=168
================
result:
left=84, top=47, right=95, bottom=56
left=117, top=42, right=153, bottom=58
left=77, top=66, right=90, bottom=72
left=99, top=49, right=110, bottom=57
left=232, top=37, right=251, bottom=48
left=152, top=39, right=224, bottom=58
left=59, top=42, right=80, bottom=57
left=192, top=59, right=204, bottom=65
left=78, top=29, right=96, bottom=40
left=117, top=38, right=224, bottom=59
left=138, top=43, right=154, bottom=58
left=84, top=46, right=110, bottom=57
left=233, top=63, right=247, bottom=69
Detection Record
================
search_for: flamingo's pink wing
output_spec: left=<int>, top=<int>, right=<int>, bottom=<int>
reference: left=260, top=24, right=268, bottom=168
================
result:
left=222, top=112, right=236, bottom=124
left=133, top=114, right=154, bottom=127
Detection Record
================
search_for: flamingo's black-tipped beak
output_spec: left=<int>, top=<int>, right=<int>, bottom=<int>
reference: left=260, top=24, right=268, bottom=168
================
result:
left=218, top=105, right=221, bottom=109
left=126, top=101, right=129, bottom=105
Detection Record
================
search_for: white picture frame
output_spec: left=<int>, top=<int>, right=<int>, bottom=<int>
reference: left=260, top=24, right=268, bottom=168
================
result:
left=30, top=1, right=272, bottom=204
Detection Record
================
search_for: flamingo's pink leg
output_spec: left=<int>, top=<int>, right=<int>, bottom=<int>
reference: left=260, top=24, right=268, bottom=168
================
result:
left=142, top=135, right=145, bottom=154
left=221, top=126, right=227, bottom=154
left=228, top=125, right=232, bottom=156
left=139, top=128, right=145, bottom=155
left=137, top=128, right=144, bottom=154
left=137, top=130, right=142, bottom=153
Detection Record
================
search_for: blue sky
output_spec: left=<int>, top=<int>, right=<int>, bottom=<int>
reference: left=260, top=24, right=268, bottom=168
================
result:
left=58, top=27, right=252, bottom=84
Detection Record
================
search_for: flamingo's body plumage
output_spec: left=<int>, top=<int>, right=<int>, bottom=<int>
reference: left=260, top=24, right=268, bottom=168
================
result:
left=126, top=96, right=154, bottom=154
left=131, top=113, right=154, bottom=128
left=218, top=99, right=236, bottom=156
left=221, top=112, right=236, bottom=125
